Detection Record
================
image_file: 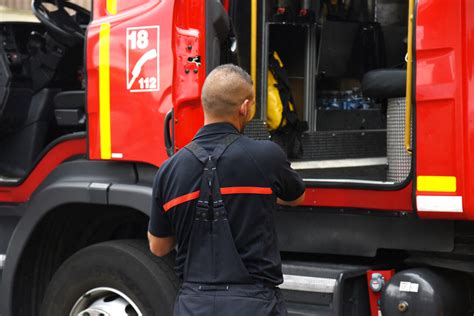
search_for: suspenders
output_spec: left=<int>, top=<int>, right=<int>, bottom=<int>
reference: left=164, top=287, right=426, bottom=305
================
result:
left=185, top=134, right=241, bottom=222
left=182, top=134, right=252, bottom=284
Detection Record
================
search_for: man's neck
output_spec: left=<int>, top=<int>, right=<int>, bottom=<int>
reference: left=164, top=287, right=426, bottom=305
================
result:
left=204, top=116, right=242, bottom=132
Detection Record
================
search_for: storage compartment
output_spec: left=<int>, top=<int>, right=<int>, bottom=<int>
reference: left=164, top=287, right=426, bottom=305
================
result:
left=268, top=24, right=308, bottom=122
left=237, top=0, right=411, bottom=185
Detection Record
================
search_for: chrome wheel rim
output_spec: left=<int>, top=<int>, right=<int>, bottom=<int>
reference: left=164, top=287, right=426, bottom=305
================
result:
left=69, top=287, right=143, bottom=316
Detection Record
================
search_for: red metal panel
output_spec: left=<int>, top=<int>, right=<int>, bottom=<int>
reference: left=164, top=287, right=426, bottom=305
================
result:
left=465, top=0, right=474, bottom=219
left=302, top=183, right=413, bottom=211
left=222, top=0, right=230, bottom=12
left=87, top=0, right=175, bottom=166
left=172, top=0, right=206, bottom=151
left=415, top=0, right=474, bottom=219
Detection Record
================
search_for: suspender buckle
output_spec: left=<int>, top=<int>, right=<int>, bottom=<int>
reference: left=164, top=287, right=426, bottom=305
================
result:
left=196, top=202, right=210, bottom=220
left=213, top=199, right=224, bottom=208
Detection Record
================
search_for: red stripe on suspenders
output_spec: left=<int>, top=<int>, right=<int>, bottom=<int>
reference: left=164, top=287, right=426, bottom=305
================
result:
left=163, top=187, right=273, bottom=212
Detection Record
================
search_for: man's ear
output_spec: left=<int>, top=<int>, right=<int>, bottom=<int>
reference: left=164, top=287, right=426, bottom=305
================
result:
left=240, top=98, right=256, bottom=121
left=239, top=100, right=249, bottom=117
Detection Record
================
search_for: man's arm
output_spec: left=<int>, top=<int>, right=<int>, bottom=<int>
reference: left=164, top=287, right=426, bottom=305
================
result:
left=277, top=191, right=305, bottom=207
left=148, top=170, right=175, bottom=257
left=267, top=142, right=306, bottom=207
left=148, top=232, right=176, bottom=257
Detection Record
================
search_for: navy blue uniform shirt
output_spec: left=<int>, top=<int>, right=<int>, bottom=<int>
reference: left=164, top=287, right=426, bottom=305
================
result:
left=149, top=123, right=305, bottom=286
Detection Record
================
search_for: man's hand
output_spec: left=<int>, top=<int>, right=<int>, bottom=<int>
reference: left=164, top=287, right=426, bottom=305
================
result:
left=148, top=232, right=176, bottom=257
left=277, top=191, right=305, bottom=207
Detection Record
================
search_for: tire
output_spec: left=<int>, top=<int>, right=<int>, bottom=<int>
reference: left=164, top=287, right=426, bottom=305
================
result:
left=40, top=239, right=179, bottom=316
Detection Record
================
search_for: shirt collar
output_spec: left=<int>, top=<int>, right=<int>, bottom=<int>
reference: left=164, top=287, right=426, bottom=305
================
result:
left=193, top=122, right=240, bottom=140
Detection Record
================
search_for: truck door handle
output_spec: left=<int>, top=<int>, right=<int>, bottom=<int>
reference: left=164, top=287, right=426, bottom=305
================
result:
left=164, top=110, right=174, bottom=157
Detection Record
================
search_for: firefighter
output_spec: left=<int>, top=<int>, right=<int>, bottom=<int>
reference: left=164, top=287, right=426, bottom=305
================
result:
left=148, top=64, right=305, bottom=316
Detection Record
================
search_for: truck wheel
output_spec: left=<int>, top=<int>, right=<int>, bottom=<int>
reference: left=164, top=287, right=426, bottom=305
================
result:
left=40, top=239, right=179, bottom=316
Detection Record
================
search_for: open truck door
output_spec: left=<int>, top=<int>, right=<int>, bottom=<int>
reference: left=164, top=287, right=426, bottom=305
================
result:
left=87, top=0, right=176, bottom=166
left=87, top=0, right=215, bottom=166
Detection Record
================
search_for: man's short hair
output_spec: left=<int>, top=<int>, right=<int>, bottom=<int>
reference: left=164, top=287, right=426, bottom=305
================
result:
left=201, top=64, right=254, bottom=117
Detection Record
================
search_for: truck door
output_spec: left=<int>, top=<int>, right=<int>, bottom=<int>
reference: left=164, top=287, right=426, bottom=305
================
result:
left=87, top=0, right=208, bottom=166
left=414, top=0, right=470, bottom=218
left=171, top=0, right=230, bottom=151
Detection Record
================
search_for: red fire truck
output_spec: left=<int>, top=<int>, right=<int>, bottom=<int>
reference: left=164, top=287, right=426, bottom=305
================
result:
left=0, top=0, right=473, bottom=314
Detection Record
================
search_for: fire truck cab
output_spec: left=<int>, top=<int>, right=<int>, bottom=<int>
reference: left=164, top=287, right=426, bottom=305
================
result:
left=0, top=0, right=474, bottom=315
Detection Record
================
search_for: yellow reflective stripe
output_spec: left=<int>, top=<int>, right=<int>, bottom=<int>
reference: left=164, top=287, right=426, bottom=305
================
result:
left=99, top=23, right=111, bottom=160
left=251, top=0, right=257, bottom=93
left=405, top=0, right=415, bottom=153
left=417, top=176, right=457, bottom=193
left=106, top=0, right=117, bottom=15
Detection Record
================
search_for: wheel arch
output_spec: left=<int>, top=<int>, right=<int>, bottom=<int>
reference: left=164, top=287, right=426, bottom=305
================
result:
left=0, top=160, right=156, bottom=316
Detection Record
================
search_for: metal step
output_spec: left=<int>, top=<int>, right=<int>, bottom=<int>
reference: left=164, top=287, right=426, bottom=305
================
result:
left=281, top=261, right=372, bottom=316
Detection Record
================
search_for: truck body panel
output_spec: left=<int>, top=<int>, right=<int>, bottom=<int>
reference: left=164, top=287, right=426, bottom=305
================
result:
left=415, top=0, right=474, bottom=219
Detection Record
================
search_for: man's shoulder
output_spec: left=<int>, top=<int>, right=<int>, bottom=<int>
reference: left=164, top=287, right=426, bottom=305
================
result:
left=235, top=136, right=286, bottom=162
left=237, top=136, right=283, bottom=153
left=156, top=147, right=193, bottom=176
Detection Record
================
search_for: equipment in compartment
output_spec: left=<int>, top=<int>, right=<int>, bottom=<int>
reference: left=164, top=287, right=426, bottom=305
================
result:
left=272, top=0, right=319, bottom=23
left=316, top=89, right=385, bottom=132
left=267, top=52, right=297, bottom=131
left=245, top=0, right=411, bottom=182
left=267, top=23, right=315, bottom=128
left=317, top=89, right=374, bottom=110
left=317, top=20, right=385, bottom=81
left=273, top=0, right=298, bottom=22
left=267, top=51, right=309, bottom=158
